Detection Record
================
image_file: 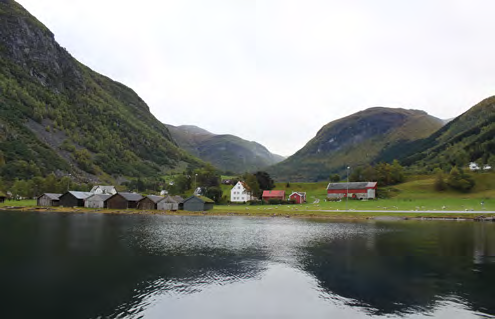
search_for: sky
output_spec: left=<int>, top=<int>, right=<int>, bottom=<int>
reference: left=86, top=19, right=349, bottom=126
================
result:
left=16, top=0, right=495, bottom=156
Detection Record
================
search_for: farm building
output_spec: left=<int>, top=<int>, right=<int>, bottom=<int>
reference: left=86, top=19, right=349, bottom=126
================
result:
left=85, top=194, right=112, bottom=209
left=289, top=192, right=306, bottom=204
left=230, top=181, right=256, bottom=203
left=137, top=195, right=165, bottom=210
left=106, top=192, right=144, bottom=209
left=90, top=185, right=117, bottom=195
left=326, top=182, right=377, bottom=200
left=37, top=193, right=61, bottom=206
left=59, top=191, right=93, bottom=207
left=262, top=190, right=286, bottom=202
left=183, top=195, right=214, bottom=211
left=157, top=195, right=179, bottom=211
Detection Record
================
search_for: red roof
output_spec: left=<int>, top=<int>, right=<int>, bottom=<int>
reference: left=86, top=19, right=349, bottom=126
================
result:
left=262, top=190, right=285, bottom=197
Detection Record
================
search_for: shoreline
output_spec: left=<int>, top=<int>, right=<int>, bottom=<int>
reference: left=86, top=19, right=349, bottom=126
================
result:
left=1, top=206, right=494, bottom=222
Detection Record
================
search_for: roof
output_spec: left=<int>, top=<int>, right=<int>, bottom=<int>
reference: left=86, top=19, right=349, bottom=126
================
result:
left=262, top=190, right=285, bottom=197
left=65, top=191, right=93, bottom=199
left=162, top=195, right=178, bottom=203
left=38, top=193, right=62, bottom=200
left=233, top=181, right=251, bottom=191
left=0, top=191, right=7, bottom=197
left=184, top=195, right=215, bottom=204
left=86, top=194, right=112, bottom=201
left=172, top=195, right=184, bottom=203
left=326, top=182, right=377, bottom=190
left=143, top=195, right=165, bottom=203
left=289, top=192, right=306, bottom=197
left=116, top=192, right=144, bottom=201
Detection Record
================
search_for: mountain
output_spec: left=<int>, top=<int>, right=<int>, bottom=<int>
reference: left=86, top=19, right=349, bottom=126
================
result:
left=166, top=124, right=285, bottom=174
left=396, top=96, right=495, bottom=170
left=0, top=0, right=201, bottom=182
left=267, top=107, right=444, bottom=181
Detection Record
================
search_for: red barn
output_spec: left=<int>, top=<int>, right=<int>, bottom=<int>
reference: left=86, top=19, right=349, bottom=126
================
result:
left=289, top=192, right=306, bottom=204
left=262, top=190, right=285, bottom=202
left=327, top=182, right=377, bottom=200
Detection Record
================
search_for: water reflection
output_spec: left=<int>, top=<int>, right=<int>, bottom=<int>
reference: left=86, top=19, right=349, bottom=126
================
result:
left=0, top=211, right=494, bottom=319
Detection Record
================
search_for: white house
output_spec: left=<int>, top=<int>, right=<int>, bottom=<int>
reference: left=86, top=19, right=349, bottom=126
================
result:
left=230, top=181, right=255, bottom=203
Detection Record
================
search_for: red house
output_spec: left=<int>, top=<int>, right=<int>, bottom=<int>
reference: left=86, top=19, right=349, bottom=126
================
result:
left=262, top=190, right=285, bottom=202
left=327, top=182, right=377, bottom=200
left=289, top=192, right=306, bottom=204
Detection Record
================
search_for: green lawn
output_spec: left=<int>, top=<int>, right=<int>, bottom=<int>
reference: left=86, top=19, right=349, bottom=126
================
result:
left=0, top=199, right=37, bottom=207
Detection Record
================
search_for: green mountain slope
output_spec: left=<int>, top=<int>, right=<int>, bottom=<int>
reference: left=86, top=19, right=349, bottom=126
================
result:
left=166, top=125, right=285, bottom=173
left=396, top=96, right=495, bottom=170
left=267, top=107, right=444, bottom=182
left=0, top=0, right=201, bottom=181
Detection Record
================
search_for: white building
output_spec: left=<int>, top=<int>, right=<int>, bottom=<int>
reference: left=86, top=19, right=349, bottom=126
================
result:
left=230, top=181, right=255, bottom=203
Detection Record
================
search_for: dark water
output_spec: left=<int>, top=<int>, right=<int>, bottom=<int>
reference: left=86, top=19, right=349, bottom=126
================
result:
left=0, top=211, right=494, bottom=319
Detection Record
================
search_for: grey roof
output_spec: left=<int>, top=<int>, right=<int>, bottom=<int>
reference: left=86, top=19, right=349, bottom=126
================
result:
left=86, top=194, right=112, bottom=201
left=162, top=195, right=178, bottom=203
left=117, top=192, right=144, bottom=201
left=39, top=193, right=62, bottom=200
left=143, top=195, right=166, bottom=203
left=66, top=191, right=93, bottom=199
left=172, top=195, right=184, bottom=203
left=326, top=182, right=377, bottom=190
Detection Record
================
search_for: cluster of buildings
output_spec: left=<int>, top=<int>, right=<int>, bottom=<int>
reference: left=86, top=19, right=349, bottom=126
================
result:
left=229, top=181, right=378, bottom=203
left=37, top=185, right=215, bottom=212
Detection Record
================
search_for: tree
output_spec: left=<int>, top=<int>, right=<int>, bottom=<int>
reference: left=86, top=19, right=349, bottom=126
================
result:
left=447, top=166, right=475, bottom=192
left=244, top=173, right=261, bottom=199
left=329, top=174, right=340, bottom=182
left=205, top=186, right=223, bottom=204
left=254, top=171, right=275, bottom=191
left=433, top=168, right=447, bottom=191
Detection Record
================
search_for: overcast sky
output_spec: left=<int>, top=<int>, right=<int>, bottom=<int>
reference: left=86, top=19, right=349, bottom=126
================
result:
left=16, top=0, right=495, bottom=156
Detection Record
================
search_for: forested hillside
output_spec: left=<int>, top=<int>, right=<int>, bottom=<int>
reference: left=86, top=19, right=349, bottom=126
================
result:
left=0, top=0, right=202, bottom=182
left=267, top=107, right=444, bottom=182
left=396, top=96, right=495, bottom=172
left=166, top=124, right=285, bottom=174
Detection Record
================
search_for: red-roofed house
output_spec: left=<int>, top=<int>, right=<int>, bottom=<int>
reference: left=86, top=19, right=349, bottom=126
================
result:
left=289, top=192, right=306, bottom=204
left=327, top=182, right=377, bottom=200
left=262, top=190, right=285, bottom=202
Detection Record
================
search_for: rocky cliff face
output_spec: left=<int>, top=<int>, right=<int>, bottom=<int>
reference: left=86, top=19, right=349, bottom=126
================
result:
left=0, top=0, right=200, bottom=181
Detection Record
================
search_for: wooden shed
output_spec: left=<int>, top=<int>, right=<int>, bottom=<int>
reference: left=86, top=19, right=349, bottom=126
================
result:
left=157, top=195, right=179, bottom=211
left=37, top=193, right=62, bottom=206
left=0, top=191, right=7, bottom=203
left=85, top=194, right=112, bottom=209
left=59, top=191, right=93, bottom=207
left=173, top=195, right=185, bottom=210
left=183, top=195, right=214, bottom=212
left=137, top=195, right=165, bottom=210
left=106, top=192, right=144, bottom=209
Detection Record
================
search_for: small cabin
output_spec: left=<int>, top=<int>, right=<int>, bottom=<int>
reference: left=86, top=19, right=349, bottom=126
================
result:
left=85, top=194, right=112, bottom=209
left=106, top=192, right=144, bottom=209
left=0, top=191, right=7, bottom=203
left=262, top=190, right=286, bottom=202
left=289, top=192, right=306, bottom=204
left=173, top=195, right=185, bottom=210
left=183, top=195, right=214, bottom=212
left=137, top=195, right=165, bottom=210
left=37, top=193, right=62, bottom=207
left=59, top=191, right=93, bottom=207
